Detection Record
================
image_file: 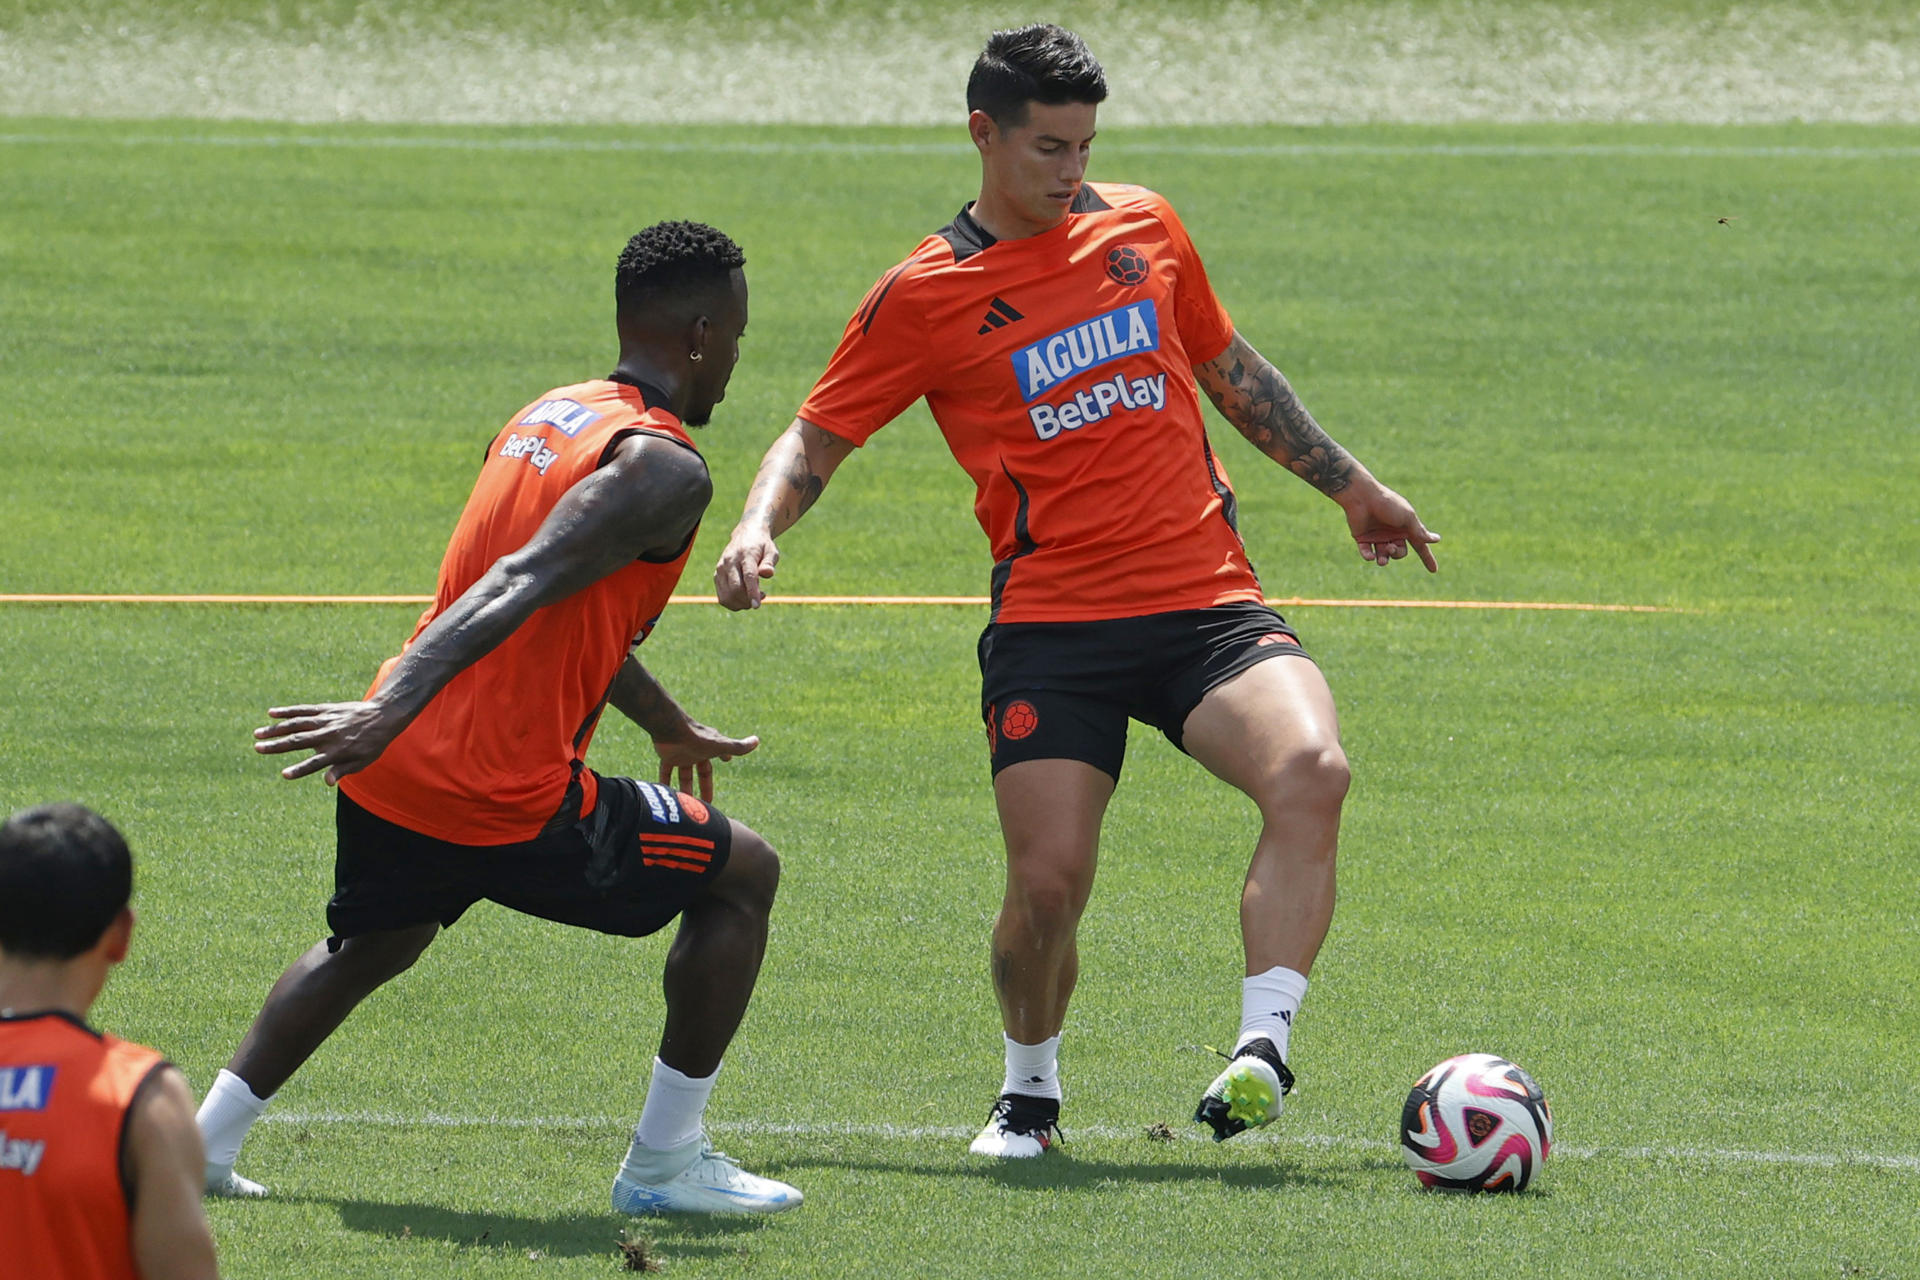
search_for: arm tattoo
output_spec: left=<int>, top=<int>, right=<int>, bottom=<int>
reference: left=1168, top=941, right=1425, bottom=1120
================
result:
left=784, top=450, right=826, bottom=519
left=741, top=435, right=827, bottom=534
left=1201, top=343, right=1355, bottom=496
left=610, top=658, right=688, bottom=739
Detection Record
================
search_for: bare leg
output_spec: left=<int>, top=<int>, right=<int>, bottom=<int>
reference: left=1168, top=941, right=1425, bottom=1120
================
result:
left=225, top=923, right=440, bottom=1096
left=1180, top=657, right=1349, bottom=978
left=656, top=820, right=780, bottom=1078
left=989, top=759, right=1115, bottom=1044
left=613, top=822, right=799, bottom=1214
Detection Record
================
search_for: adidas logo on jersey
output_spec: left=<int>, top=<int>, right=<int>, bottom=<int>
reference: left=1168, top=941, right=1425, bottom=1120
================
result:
left=1011, top=300, right=1161, bottom=402
left=977, top=297, right=1025, bottom=335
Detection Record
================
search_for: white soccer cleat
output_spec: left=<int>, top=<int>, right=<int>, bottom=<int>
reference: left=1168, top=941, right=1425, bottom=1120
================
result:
left=1193, top=1037, right=1295, bottom=1142
left=611, top=1135, right=801, bottom=1215
left=205, top=1165, right=269, bottom=1198
left=968, top=1093, right=1062, bottom=1158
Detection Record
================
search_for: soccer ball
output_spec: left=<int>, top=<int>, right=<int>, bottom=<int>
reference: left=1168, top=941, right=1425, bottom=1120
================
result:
left=1399, top=1053, right=1552, bottom=1192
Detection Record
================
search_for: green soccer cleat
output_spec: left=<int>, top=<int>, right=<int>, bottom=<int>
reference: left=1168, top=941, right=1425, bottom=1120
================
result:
left=1193, top=1037, right=1295, bottom=1142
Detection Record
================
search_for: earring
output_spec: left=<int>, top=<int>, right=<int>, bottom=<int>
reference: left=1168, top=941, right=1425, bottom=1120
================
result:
left=689, top=351, right=703, bottom=362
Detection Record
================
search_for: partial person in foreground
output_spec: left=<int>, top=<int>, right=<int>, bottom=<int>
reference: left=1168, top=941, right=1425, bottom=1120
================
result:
left=195, top=222, right=800, bottom=1214
left=0, top=803, right=222, bottom=1280
left=715, top=26, right=1438, bottom=1156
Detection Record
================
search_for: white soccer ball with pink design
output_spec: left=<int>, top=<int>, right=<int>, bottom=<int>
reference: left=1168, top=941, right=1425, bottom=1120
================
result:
left=1399, top=1053, right=1553, bottom=1192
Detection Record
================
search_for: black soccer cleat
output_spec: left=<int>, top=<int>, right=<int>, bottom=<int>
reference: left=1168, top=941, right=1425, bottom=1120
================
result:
left=969, top=1092, right=1064, bottom=1158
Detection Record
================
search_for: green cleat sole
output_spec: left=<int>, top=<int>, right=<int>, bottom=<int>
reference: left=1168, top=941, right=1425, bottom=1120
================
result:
left=1223, top=1067, right=1276, bottom=1126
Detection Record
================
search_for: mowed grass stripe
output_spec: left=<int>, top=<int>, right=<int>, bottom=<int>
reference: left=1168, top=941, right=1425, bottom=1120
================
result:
left=258, top=1111, right=1920, bottom=1173
left=5, top=131, right=1919, bottom=159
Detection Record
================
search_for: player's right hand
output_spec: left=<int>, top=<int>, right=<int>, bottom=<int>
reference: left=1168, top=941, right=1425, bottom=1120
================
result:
left=714, top=530, right=780, bottom=611
left=252, top=701, right=400, bottom=785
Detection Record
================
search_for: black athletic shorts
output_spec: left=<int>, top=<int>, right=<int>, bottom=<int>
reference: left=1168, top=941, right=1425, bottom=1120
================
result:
left=326, top=774, right=733, bottom=946
left=978, top=601, right=1314, bottom=780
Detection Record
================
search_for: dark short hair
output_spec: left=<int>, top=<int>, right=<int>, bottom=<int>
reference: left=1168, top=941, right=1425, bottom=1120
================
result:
left=0, top=803, right=132, bottom=960
left=614, top=221, right=746, bottom=321
left=967, top=24, right=1108, bottom=126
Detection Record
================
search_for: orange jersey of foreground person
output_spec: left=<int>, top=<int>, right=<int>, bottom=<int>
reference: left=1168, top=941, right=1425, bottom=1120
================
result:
left=800, top=182, right=1258, bottom=623
left=0, top=803, right=220, bottom=1280
left=1, top=1015, right=166, bottom=1279
left=343, top=380, right=703, bottom=846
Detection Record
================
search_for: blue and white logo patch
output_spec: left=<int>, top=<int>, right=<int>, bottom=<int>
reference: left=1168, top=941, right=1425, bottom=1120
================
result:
left=0, top=1066, right=54, bottom=1113
left=1011, top=300, right=1160, bottom=402
left=518, top=399, right=601, bottom=439
left=636, top=782, right=683, bottom=825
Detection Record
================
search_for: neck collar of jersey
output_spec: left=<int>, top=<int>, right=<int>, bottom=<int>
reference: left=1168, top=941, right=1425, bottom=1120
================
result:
left=605, top=374, right=673, bottom=412
left=0, top=1007, right=100, bottom=1037
left=951, top=186, right=1110, bottom=259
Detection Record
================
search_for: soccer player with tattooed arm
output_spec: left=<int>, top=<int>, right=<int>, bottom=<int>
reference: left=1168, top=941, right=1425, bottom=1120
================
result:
left=195, top=222, right=800, bottom=1214
left=715, top=25, right=1438, bottom=1157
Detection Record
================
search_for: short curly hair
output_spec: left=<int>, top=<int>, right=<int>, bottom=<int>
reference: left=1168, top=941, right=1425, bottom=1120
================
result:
left=615, top=221, right=746, bottom=319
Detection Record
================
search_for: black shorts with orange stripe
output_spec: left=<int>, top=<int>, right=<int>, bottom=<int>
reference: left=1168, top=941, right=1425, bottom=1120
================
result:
left=978, top=602, right=1313, bottom=781
left=325, top=774, right=733, bottom=945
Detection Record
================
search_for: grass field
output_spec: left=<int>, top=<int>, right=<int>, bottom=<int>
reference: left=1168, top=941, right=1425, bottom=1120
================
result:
left=3, top=107, right=1919, bottom=1277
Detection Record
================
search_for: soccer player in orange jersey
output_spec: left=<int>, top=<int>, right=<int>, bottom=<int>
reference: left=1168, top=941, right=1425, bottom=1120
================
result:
left=715, top=26, right=1439, bottom=1156
left=1, top=803, right=221, bottom=1280
left=193, top=223, right=801, bottom=1213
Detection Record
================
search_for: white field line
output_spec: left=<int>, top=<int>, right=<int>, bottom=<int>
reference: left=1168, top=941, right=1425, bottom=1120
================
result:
left=262, top=1109, right=1920, bottom=1173
left=3, top=132, right=1917, bottom=161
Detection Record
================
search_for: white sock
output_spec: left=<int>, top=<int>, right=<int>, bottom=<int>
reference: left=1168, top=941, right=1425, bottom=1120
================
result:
left=1235, top=966, right=1309, bottom=1062
left=1000, top=1034, right=1062, bottom=1101
left=632, top=1057, right=719, bottom=1154
left=196, top=1069, right=271, bottom=1171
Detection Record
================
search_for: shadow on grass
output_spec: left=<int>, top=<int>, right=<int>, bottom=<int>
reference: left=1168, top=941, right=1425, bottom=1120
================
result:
left=757, top=1149, right=1369, bottom=1193
left=283, top=1194, right=778, bottom=1263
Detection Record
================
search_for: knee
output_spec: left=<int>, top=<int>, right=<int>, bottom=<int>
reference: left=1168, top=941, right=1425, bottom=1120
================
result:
left=334, top=923, right=436, bottom=986
left=718, top=824, right=780, bottom=916
left=1264, top=740, right=1351, bottom=817
left=1005, top=858, right=1093, bottom=930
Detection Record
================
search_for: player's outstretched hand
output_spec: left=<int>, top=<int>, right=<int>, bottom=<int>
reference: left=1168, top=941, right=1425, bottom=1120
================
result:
left=253, top=701, right=401, bottom=785
left=714, top=530, right=780, bottom=611
left=655, top=723, right=761, bottom=802
left=1339, top=482, right=1440, bottom=572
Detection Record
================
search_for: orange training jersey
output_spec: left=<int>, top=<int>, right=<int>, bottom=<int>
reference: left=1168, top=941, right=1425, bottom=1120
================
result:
left=1, top=1012, right=168, bottom=1280
left=340, top=379, right=704, bottom=845
left=798, top=182, right=1263, bottom=623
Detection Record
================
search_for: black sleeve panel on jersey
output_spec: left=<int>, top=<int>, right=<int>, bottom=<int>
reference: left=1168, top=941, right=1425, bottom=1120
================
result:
left=857, top=261, right=913, bottom=333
